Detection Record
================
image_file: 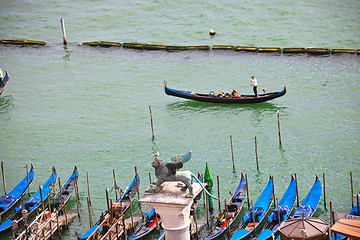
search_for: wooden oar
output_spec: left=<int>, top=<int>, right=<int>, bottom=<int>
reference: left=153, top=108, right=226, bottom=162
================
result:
left=257, top=87, right=272, bottom=93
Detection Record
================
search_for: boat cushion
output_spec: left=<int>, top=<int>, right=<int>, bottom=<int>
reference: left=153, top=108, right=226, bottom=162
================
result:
left=293, top=205, right=314, bottom=217
left=24, top=197, right=41, bottom=211
left=272, top=205, right=291, bottom=221
left=0, top=195, right=16, bottom=211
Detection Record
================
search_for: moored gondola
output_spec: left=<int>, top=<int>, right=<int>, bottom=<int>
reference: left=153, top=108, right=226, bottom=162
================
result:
left=205, top=172, right=247, bottom=240
left=0, top=167, right=57, bottom=234
left=230, top=176, right=274, bottom=240
left=15, top=166, right=79, bottom=240
left=0, top=164, right=35, bottom=219
left=76, top=175, right=140, bottom=239
left=164, top=81, right=286, bottom=104
left=256, top=175, right=297, bottom=240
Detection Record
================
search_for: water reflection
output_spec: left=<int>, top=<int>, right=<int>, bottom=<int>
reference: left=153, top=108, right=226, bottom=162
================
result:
left=63, top=45, right=71, bottom=61
left=0, top=95, right=14, bottom=114
left=167, top=100, right=287, bottom=113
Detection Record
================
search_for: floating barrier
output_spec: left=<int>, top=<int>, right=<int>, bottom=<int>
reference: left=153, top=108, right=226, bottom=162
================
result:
left=187, top=45, right=211, bottom=50
left=258, top=47, right=282, bottom=53
left=123, top=42, right=144, bottom=50
left=81, top=41, right=100, bottom=46
left=1, top=38, right=358, bottom=56
left=212, top=45, right=234, bottom=50
left=305, top=48, right=331, bottom=54
left=330, top=49, right=356, bottom=54
left=98, top=41, right=122, bottom=47
left=165, top=45, right=188, bottom=51
left=144, top=44, right=166, bottom=50
left=282, top=48, right=306, bottom=53
left=234, top=46, right=258, bottom=52
left=1, top=39, right=46, bottom=45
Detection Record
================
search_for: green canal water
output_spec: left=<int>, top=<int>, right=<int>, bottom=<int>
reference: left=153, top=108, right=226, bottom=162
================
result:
left=0, top=0, right=359, bottom=239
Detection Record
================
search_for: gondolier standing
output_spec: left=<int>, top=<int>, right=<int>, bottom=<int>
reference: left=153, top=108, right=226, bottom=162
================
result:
left=251, top=76, right=257, bottom=97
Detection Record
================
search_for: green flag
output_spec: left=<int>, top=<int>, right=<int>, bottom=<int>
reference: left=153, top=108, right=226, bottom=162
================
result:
left=204, top=163, right=214, bottom=211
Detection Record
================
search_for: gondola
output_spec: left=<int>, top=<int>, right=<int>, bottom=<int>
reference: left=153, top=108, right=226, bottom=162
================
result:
left=256, top=175, right=297, bottom=240
left=205, top=172, right=247, bottom=240
left=164, top=81, right=286, bottom=104
left=77, top=175, right=140, bottom=239
left=129, top=208, right=161, bottom=240
left=0, top=167, right=57, bottom=234
left=0, top=70, right=9, bottom=96
left=0, top=164, right=35, bottom=219
left=15, top=166, right=79, bottom=240
left=230, top=176, right=274, bottom=240
left=292, top=175, right=322, bottom=218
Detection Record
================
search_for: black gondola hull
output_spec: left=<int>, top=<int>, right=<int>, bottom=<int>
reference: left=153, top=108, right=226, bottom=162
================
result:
left=164, top=83, right=286, bottom=104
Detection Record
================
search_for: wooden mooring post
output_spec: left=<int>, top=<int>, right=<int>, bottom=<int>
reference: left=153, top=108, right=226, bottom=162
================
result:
left=323, top=172, right=327, bottom=209
left=60, top=18, right=67, bottom=45
left=149, top=106, right=155, bottom=141
left=277, top=110, right=282, bottom=146
left=217, top=175, right=221, bottom=210
left=350, top=171, right=354, bottom=208
left=1, top=162, right=6, bottom=195
left=255, top=136, right=259, bottom=172
left=230, top=135, right=236, bottom=172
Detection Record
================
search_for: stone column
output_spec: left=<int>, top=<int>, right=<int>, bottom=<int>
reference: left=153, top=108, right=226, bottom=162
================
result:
left=139, top=182, right=204, bottom=240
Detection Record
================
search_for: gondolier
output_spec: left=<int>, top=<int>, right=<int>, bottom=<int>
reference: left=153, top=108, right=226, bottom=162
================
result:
left=251, top=76, right=258, bottom=97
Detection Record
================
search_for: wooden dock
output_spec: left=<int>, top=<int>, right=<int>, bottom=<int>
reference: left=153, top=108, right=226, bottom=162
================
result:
left=15, top=210, right=77, bottom=240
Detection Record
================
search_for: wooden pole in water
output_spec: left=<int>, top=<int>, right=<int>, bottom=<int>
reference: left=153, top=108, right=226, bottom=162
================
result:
left=251, top=200, right=256, bottom=226
left=106, top=189, right=110, bottom=213
left=134, top=167, right=144, bottom=218
left=295, top=173, right=299, bottom=207
left=245, top=173, right=250, bottom=208
left=39, top=185, right=45, bottom=212
left=277, top=198, right=281, bottom=226
left=26, top=165, right=30, bottom=197
left=86, top=171, right=91, bottom=206
left=350, top=171, right=354, bottom=208
left=224, top=198, right=229, bottom=235
left=255, top=136, right=259, bottom=172
left=357, top=194, right=360, bottom=216
left=205, top=193, right=209, bottom=227
left=129, top=196, right=134, bottom=229
left=110, top=199, right=113, bottom=226
left=194, top=206, right=199, bottom=239
left=230, top=135, right=235, bottom=172
left=1, top=162, right=6, bottom=195
left=87, top=196, right=93, bottom=228
left=113, top=169, right=118, bottom=201
left=149, top=172, right=152, bottom=185
left=323, top=172, right=327, bottom=209
left=272, top=176, right=276, bottom=207
left=52, top=170, right=56, bottom=195
left=75, top=176, right=80, bottom=218
left=59, top=178, right=69, bottom=231
left=149, top=106, right=155, bottom=141
left=60, top=18, right=67, bottom=45
left=217, top=175, right=221, bottom=210
left=48, top=196, right=53, bottom=238
left=277, top=110, right=282, bottom=146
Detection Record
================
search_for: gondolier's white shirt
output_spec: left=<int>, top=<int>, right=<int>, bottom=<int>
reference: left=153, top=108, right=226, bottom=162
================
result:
left=251, top=78, right=257, bottom=87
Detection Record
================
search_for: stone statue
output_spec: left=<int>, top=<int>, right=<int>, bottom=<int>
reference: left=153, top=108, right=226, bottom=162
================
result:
left=147, top=156, right=195, bottom=198
left=146, top=152, right=219, bottom=200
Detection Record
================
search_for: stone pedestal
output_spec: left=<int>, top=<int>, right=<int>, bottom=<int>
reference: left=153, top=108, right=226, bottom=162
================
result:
left=140, top=182, right=204, bottom=240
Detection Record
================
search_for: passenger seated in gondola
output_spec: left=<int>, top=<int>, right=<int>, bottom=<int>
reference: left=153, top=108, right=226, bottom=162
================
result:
left=231, top=90, right=241, bottom=98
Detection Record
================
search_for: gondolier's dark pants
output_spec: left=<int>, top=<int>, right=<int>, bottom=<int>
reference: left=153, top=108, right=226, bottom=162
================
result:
left=253, top=86, right=257, bottom=97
